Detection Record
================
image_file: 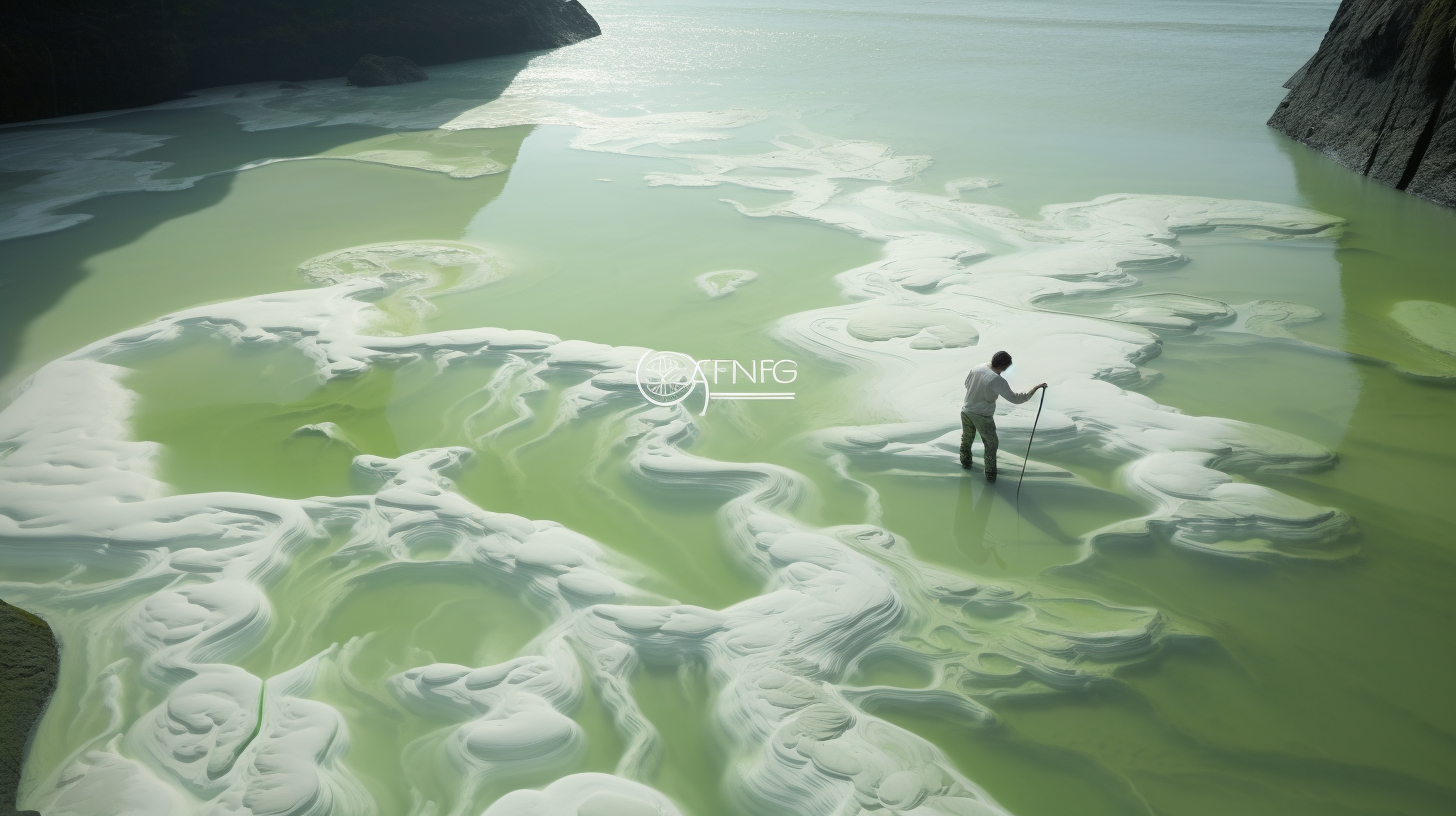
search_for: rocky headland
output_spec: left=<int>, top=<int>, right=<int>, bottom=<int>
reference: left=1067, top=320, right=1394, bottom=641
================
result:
left=1, top=600, right=58, bottom=816
left=0, top=0, right=600, bottom=125
left=1270, top=0, right=1456, bottom=207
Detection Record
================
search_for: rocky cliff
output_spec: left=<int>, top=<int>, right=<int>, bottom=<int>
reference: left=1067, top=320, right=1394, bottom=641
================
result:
left=0, top=0, right=600, bottom=125
left=1269, top=0, right=1450, bottom=206
left=1, top=600, right=58, bottom=816
left=1270, top=0, right=1456, bottom=207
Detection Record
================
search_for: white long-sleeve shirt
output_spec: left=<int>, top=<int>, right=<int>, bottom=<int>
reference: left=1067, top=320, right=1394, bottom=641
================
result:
left=963, top=363, right=1035, bottom=416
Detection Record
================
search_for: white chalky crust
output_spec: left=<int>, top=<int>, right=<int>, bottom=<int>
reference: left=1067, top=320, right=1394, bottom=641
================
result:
left=3, top=100, right=1360, bottom=816
left=464, top=94, right=1351, bottom=564
left=0, top=129, right=190, bottom=241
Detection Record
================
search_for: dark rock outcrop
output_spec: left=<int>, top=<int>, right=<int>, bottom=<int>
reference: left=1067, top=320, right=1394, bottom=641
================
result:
left=347, top=54, right=429, bottom=87
left=1270, top=0, right=1456, bottom=207
left=0, top=599, right=58, bottom=816
left=0, top=0, right=600, bottom=125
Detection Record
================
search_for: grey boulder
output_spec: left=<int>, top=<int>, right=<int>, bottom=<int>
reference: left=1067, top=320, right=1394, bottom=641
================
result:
left=1269, top=0, right=1456, bottom=208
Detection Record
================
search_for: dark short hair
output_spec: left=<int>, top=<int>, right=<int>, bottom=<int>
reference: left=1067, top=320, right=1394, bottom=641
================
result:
left=991, top=350, right=1012, bottom=369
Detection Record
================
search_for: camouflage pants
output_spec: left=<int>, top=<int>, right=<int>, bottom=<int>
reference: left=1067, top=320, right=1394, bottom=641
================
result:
left=960, top=411, right=998, bottom=476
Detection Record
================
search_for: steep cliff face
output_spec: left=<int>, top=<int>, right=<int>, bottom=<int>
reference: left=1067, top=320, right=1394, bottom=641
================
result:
left=0, top=0, right=600, bottom=125
left=1, top=600, right=58, bottom=816
left=1270, top=0, right=1456, bottom=207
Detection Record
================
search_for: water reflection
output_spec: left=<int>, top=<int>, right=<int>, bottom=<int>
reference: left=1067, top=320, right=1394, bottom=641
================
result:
left=954, top=477, right=1006, bottom=569
left=0, top=53, right=539, bottom=385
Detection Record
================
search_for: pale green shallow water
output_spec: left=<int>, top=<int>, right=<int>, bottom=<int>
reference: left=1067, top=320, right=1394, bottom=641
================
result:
left=3, top=2, right=1456, bottom=815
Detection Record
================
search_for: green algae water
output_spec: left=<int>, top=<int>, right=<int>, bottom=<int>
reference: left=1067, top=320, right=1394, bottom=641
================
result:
left=3, top=2, right=1455, bottom=815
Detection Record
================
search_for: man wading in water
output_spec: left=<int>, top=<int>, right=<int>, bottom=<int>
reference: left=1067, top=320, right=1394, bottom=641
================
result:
left=961, top=350, right=1046, bottom=482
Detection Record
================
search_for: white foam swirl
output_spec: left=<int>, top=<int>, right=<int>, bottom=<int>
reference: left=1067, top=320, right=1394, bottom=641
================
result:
left=2, top=100, right=1365, bottom=816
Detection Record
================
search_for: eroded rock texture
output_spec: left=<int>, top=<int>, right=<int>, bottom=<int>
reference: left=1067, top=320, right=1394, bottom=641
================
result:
left=1, top=599, right=58, bottom=816
left=346, top=54, right=430, bottom=87
left=1270, top=0, right=1456, bottom=207
left=0, top=0, right=600, bottom=125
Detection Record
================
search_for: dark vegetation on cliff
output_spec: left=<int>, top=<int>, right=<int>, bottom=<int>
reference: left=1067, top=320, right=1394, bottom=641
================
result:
left=1270, top=0, right=1456, bottom=207
left=1, top=600, right=58, bottom=816
left=0, top=0, right=600, bottom=125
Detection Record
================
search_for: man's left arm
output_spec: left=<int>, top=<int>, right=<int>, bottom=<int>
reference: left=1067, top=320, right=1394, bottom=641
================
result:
left=996, top=377, right=1044, bottom=405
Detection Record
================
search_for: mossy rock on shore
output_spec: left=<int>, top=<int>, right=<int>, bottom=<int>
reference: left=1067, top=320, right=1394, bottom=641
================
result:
left=0, top=599, right=58, bottom=816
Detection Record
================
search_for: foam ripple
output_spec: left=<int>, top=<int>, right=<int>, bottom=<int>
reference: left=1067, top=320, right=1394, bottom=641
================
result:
left=617, top=116, right=1350, bottom=562
left=483, top=773, right=684, bottom=816
left=1, top=259, right=1194, bottom=813
left=390, top=638, right=587, bottom=809
left=695, top=269, right=758, bottom=298
left=1390, top=300, right=1456, bottom=358
left=566, top=411, right=1190, bottom=815
left=0, top=129, right=190, bottom=241
left=2, top=102, right=1364, bottom=816
left=0, top=289, right=660, bottom=813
